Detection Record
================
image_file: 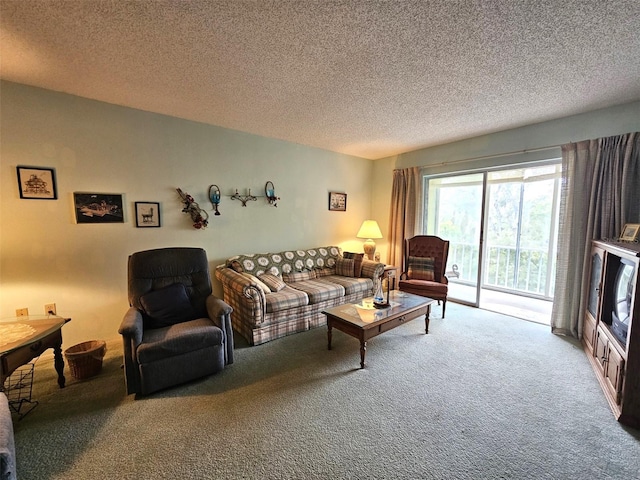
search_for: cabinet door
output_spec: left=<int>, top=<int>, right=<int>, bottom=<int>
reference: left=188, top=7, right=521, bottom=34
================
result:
left=595, top=326, right=608, bottom=373
left=584, top=314, right=596, bottom=353
left=587, top=246, right=605, bottom=323
left=605, top=344, right=625, bottom=404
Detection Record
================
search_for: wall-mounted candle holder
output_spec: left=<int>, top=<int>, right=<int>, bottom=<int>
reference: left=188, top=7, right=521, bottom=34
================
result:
left=208, top=184, right=221, bottom=215
left=265, top=181, right=280, bottom=207
left=231, top=188, right=257, bottom=207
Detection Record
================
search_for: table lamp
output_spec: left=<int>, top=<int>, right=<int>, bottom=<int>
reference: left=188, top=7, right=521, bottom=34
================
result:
left=356, top=220, right=383, bottom=260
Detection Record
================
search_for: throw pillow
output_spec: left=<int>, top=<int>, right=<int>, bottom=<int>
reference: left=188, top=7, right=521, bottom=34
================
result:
left=139, top=283, right=198, bottom=328
left=241, top=273, right=272, bottom=294
left=343, top=252, right=364, bottom=277
left=282, top=270, right=317, bottom=283
left=227, top=260, right=243, bottom=273
left=407, top=256, right=435, bottom=281
left=335, top=257, right=355, bottom=277
left=258, top=273, right=287, bottom=292
left=314, top=267, right=335, bottom=277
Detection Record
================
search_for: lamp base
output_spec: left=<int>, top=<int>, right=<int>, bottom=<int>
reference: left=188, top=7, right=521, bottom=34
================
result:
left=363, top=239, right=376, bottom=261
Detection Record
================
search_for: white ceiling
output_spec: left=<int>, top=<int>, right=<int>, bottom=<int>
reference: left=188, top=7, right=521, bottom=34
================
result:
left=1, top=1, right=639, bottom=160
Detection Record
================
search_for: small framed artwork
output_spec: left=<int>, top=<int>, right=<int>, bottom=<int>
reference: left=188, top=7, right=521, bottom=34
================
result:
left=328, top=192, right=347, bottom=211
left=74, top=192, right=124, bottom=224
left=17, top=166, right=57, bottom=200
left=619, top=223, right=640, bottom=242
left=135, top=202, right=161, bottom=228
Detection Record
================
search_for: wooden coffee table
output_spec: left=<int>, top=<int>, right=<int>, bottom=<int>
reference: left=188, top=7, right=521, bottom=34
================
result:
left=322, top=291, right=436, bottom=368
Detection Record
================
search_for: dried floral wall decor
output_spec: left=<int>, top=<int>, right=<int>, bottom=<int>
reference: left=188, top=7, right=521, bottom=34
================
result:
left=176, top=188, right=208, bottom=229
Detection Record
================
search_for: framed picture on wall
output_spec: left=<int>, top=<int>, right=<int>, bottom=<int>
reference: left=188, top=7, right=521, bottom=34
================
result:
left=73, top=192, right=124, bottom=224
left=135, top=201, right=161, bottom=227
left=328, top=192, right=347, bottom=211
left=619, top=223, right=640, bottom=242
left=16, top=166, right=57, bottom=200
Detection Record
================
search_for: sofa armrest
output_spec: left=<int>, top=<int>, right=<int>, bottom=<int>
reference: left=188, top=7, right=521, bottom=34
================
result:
left=215, top=266, right=266, bottom=326
left=361, top=259, right=385, bottom=279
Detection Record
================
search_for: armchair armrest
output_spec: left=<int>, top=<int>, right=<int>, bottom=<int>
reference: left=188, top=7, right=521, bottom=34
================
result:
left=206, top=295, right=234, bottom=365
left=118, top=307, right=144, bottom=346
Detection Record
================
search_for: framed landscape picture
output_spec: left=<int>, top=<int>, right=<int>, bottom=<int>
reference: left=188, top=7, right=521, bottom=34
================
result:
left=328, top=192, right=347, bottom=211
left=17, top=166, right=57, bottom=200
left=74, top=192, right=124, bottom=224
left=135, top=202, right=161, bottom=227
left=619, top=223, right=640, bottom=242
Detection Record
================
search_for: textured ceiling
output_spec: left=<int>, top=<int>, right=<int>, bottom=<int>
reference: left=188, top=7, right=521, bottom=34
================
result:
left=1, top=1, right=639, bottom=159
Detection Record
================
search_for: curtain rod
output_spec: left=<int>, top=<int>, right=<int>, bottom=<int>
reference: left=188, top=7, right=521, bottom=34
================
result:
left=434, top=144, right=562, bottom=167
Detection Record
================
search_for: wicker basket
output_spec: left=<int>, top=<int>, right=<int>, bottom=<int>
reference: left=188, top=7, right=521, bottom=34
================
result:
left=64, top=340, right=107, bottom=380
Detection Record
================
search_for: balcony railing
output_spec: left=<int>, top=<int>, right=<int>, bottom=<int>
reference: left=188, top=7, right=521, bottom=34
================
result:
left=448, top=242, right=554, bottom=299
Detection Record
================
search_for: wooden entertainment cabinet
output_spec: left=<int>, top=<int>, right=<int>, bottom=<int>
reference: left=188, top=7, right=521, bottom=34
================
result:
left=583, top=240, right=640, bottom=428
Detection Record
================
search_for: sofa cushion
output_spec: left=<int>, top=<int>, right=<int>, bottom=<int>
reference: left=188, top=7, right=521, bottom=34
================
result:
left=318, top=276, right=372, bottom=296
left=287, top=279, right=345, bottom=304
left=282, top=270, right=317, bottom=283
left=259, top=273, right=286, bottom=292
left=140, top=283, right=198, bottom=328
left=265, top=286, right=309, bottom=313
left=343, top=252, right=364, bottom=277
left=407, top=256, right=435, bottom=281
left=137, top=318, right=223, bottom=363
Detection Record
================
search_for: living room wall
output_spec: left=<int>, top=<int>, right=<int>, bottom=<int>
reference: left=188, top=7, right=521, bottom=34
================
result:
left=0, top=81, right=375, bottom=346
left=371, top=100, right=640, bottom=250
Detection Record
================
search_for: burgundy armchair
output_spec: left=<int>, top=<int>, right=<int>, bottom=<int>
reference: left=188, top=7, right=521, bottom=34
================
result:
left=398, top=235, right=450, bottom=318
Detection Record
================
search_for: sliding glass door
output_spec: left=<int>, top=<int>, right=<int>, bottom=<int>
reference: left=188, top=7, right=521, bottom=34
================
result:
left=424, top=162, right=561, bottom=312
left=424, top=173, right=485, bottom=305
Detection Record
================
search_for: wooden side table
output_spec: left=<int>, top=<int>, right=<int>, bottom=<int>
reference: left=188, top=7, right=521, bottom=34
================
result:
left=382, top=265, right=398, bottom=290
left=1, top=316, right=71, bottom=389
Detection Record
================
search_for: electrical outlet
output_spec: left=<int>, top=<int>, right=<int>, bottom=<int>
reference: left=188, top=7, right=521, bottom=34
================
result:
left=16, top=308, right=29, bottom=317
left=45, top=303, right=57, bottom=315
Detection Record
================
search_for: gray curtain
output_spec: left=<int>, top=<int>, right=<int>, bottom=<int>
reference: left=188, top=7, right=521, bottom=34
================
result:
left=551, top=132, right=640, bottom=338
left=388, top=167, right=421, bottom=271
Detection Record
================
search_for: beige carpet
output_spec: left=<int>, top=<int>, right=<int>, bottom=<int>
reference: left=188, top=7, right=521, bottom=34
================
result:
left=9, top=302, right=640, bottom=479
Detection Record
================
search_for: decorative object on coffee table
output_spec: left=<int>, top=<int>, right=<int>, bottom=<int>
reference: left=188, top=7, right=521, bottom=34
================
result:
left=373, top=269, right=391, bottom=308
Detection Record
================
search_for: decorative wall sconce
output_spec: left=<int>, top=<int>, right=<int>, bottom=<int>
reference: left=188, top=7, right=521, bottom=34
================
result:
left=208, top=184, right=221, bottom=215
left=176, top=188, right=209, bottom=229
left=265, top=181, right=279, bottom=207
left=231, top=188, right=257, bottom=207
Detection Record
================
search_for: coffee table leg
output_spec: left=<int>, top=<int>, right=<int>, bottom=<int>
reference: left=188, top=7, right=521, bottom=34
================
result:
left=424, top=305, right=431, bottom=334
left=53, top=344, right=66, bottom=388
left=360, top=341, right=367, bottom=369
left=327, top=323, right=333, bottom=350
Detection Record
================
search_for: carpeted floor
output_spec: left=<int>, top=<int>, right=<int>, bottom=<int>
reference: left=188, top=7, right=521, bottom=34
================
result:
left=9, top=302, right=640, bottom=479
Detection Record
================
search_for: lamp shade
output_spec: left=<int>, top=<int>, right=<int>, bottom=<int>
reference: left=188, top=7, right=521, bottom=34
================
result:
left=356, top=220, right=383, bottom=239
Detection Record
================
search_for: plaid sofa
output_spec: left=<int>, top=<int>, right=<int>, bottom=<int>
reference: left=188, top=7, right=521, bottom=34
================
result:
left=215, top=246, right=384, bottom=345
